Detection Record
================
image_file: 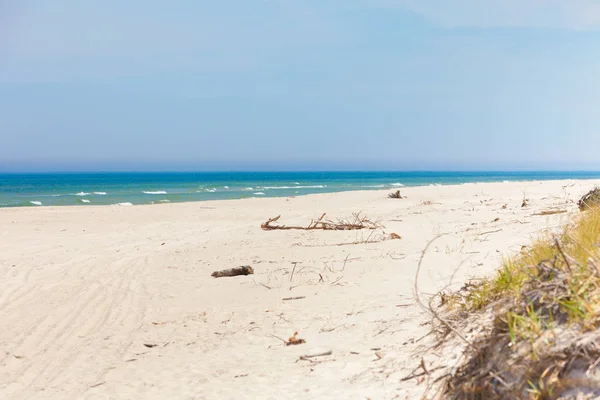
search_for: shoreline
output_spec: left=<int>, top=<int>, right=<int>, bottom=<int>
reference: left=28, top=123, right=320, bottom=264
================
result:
left=1, top=179, right=599, bottom=398
left=1, top=177, right=597, bottom=211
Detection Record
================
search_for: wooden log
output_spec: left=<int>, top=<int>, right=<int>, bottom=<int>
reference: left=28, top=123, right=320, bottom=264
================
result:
left=211, top=266, right=254, bottom=278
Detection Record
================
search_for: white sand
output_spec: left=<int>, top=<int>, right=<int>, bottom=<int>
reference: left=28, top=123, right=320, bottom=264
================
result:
left=0, top=180, right=597, bottom=399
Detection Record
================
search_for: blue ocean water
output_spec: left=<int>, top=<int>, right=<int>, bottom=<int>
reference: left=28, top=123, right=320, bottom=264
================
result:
left=1, top=171, right=599, bottom=208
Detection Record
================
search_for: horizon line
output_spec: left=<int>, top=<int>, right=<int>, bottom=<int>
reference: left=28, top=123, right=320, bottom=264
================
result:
left=2, top=170, right=600, bottom=174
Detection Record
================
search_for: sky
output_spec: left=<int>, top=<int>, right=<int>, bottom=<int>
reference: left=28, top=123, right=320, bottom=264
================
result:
left=1, top=0, right=600, bottom=172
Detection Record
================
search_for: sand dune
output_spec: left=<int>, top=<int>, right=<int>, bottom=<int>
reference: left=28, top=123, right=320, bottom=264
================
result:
left=0, top=180, right=596, bottom=399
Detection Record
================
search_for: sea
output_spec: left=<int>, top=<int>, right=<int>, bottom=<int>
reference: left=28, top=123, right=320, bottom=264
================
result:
left=1, top=171, right=600, bottom=208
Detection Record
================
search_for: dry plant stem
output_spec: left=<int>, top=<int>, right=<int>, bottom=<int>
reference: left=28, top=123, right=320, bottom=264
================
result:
left=555, top=238, right=573, bottom=273
left=413, top=234, right=477, bottom=350
left=477, top=229, right=502, bottom=236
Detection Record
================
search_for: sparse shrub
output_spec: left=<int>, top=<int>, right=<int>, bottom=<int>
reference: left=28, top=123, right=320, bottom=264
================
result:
left=578, top=187, right=600, bottom=211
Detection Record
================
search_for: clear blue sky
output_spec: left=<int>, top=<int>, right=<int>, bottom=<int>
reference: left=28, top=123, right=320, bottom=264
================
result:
left=2, top=1, right=600, bottom=171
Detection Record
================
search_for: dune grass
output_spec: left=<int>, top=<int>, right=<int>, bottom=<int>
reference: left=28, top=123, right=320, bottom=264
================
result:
left=446, top=208, right=600, bottom=399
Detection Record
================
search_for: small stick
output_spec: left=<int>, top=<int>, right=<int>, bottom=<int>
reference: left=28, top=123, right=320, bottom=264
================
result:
left=290, top=262, right=298, bottom=283
left=477, top=229, right=502, bottom=236
left=267, top=334, right=288, bottom=344
left=282, top=296, right=306, bottom=301
left=298, top=350, right=332, bottom=360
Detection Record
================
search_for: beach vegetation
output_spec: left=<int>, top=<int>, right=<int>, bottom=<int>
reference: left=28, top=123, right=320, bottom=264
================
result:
left=578, top=187, right=600, bottom=211
left=445, top=207, right=600, bottom=398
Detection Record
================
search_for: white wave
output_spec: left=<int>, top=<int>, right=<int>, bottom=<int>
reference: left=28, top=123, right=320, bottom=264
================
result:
left=253, top=192, right=266, bottom=195
left=262, top=185, right=326, bottom=190
left=205, top=188, right=217, bottom=193
left=294, top=182, right=300, bottom=185
left=159, top=199, right=170, bottom=203
left=242, top=187, right=254, bottom=191
left=30, top=201, right=42, bottom=206
left=429, top=183, right=442, bottom=187
left=75, top=192, right=91, bottom=196
left=93, top=192, right=107, bottom=195
left=80, top=199, right=91, bottom=203
left=390, top=183, right=405, bottom=187
left=143, top=191, right=167, bottom=195
left=223, top=186, right=229, bottom=189
left=113, top=202, right=133, bottom=206
left=503, top=180, right=509, bottom=183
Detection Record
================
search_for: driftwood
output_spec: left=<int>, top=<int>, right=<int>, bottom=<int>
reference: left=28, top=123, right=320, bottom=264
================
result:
left=534, top=209, right=568, bottom=216
left=261, top=213, right=381, bottom=231
left=211, top=266, right=254, bottom=278
left=388, top=190, right=405, bottom=199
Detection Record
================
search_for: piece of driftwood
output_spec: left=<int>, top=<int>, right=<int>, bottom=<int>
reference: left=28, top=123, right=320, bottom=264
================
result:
left=211, top=266, right=254, bottom=278
left=261, top=213, right=380, bottom=231
left=388, top=190, right=405, bottom=199
left=534, top=209, right=568, bottom=216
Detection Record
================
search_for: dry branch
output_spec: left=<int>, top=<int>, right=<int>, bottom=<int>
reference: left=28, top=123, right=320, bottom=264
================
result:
left=261, top=213, right=381, bottom=231
left=534, top=209, right=568, bottom=216
left=211, top=266, right=254, bottom=278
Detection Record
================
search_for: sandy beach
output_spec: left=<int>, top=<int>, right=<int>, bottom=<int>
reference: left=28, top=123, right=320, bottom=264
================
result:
left=0, top=179, right=597, bottom=399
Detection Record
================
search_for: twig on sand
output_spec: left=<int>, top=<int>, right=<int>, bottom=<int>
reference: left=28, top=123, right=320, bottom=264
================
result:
left=289, top=262, right=298, bottom=282
left=477, top=229, right=502, bottom=236
left=282, top=296, right=306, bottom=301
left=298, top=350, right=333, bottom=361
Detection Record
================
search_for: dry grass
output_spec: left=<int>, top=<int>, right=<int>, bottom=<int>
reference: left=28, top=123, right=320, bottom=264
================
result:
left=445, top=208, right=600, bottom=399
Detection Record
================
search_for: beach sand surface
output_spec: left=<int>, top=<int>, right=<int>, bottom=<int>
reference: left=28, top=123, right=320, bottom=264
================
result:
left=0, top=180, right=597, bottom=399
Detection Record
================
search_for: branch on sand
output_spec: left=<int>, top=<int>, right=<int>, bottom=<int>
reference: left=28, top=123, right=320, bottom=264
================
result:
left=211, top=266, right=254, bottom=278
left=534, top=209, right=568, bottom=216
left=261, top=212, right=382, bottom=231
